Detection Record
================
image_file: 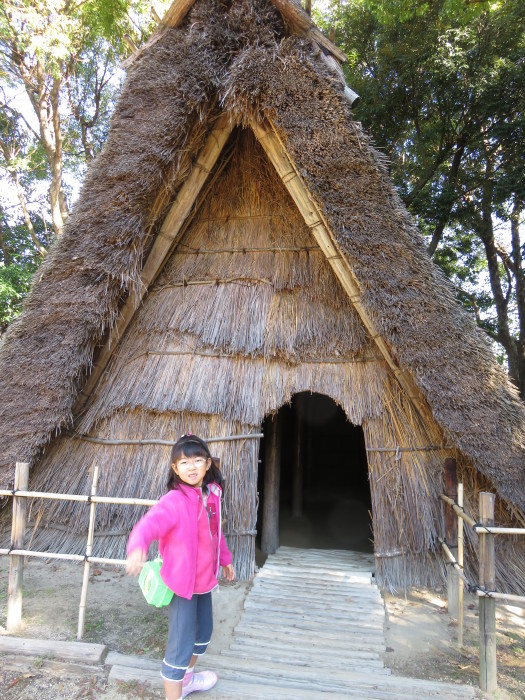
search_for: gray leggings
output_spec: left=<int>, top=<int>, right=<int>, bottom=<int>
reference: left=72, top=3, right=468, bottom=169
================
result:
left=161, top=592, right=213, bottom=682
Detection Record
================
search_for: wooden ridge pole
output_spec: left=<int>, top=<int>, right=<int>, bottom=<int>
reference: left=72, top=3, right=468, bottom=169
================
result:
left=7, top=462, right=30, bottom=632
left=251, top=119, right=429, bottom=422
left=478, top=491, right=497, bottom=693
left=77, top=465, right=99, bottom=640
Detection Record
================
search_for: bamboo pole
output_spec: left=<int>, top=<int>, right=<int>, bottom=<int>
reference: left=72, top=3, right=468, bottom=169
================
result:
left=77, top=466, right=99, bottom=640
left=445, top=459, right=459, bottom=619
left=440, top=494, right=477, bottom=528
left=0, top=549, right=127, bottom=566
left=457, top=482, right=464, bottom=648
left=0, top=490, right=158, bottom=506
left=476, top=590, right=525, bottom=604
left=478, top=491, right=497, bottom=693
left=438, top=539, right=472, bottom=588
left=474, top=526, right=525, bottom=535
left=7, top=462, right=30, bottom=632
left=66, top=432, right=264, bottom=448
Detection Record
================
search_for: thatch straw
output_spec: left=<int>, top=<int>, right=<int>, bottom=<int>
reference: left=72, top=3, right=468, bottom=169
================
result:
left=0, top=0, right=523, bottom=589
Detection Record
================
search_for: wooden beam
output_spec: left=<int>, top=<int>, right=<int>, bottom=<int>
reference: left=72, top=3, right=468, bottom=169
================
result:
left=261, top=415, right=281, bottom=554
left=74, top=114, right=233, bottom=414
left=162, top=0, right=196, bottom=27
left=251, top=119, right=428, bottom=418
left=271, top=0, right=347, bottom=63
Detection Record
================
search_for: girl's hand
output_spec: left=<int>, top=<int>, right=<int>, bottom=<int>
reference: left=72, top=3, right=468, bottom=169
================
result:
left=222, top=563, right=235, bottom=582
left=126, top=549, right=146, bottom=576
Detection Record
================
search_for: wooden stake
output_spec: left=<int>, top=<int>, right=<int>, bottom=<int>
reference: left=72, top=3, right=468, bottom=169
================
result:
left=77, top=466, right=99, bottom=640
left=7, top=462, right=30, bottom=633
left=444, top=458, right=458, bottom=619
left=292, top=396, right=303, bottom=518
left=478, top=491, right=497, bottom=693
left=261, top=415, right=281, bottom=554
left=457, top=482, right=464, bottom=648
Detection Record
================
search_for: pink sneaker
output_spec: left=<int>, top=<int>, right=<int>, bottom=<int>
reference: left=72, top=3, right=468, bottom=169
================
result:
left=182, top=670, right=218, bottom=697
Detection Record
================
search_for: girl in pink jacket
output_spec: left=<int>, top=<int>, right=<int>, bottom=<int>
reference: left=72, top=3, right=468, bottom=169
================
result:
left=126, top=435, right=234, bottom=700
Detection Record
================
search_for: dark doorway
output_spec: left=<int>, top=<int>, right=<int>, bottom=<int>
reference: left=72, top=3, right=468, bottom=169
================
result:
left=256, top=392, right=373, bottom=558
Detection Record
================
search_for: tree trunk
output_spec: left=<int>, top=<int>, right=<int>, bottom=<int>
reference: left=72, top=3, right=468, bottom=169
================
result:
left=0, top=221, right=10, bottom=264
left=477, top=148, right=517, bottom=384
left=510, top=198, right=525, bottom=399
left=427, top=143, right=465, bottom=256
left=33, top=63, right=67, bottom=237
left=11, top=172, right=47, bottom=257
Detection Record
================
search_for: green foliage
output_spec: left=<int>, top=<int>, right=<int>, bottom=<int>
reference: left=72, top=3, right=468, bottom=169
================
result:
left=315, top=0, right=525, bottom=384
left=0, top=0, right=168, bottom=329
left=0, top=217, right=44, bottom=331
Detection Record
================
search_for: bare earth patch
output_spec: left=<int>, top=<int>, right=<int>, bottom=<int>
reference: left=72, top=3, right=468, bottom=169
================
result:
left=0, top=557, right=524, bottom=699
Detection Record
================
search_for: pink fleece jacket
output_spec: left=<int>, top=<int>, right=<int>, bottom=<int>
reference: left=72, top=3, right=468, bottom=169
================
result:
left=127, top=482, right=232, bottom=600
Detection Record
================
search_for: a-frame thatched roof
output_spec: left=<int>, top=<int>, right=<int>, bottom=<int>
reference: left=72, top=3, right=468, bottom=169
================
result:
left=0, top=0, right=523, bottom=515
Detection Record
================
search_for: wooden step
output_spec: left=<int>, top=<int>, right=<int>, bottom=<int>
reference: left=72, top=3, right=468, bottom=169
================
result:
left=105, top=548, right=476, bottom=700
left=240, top=610, right=385, bottom=632
left=232, top=634, right=385, bottom=657
left=0, top=636, right=107, bottom=664
left=244, top=594, right=385, bottom=615
left=221, top=646, right=388, bottom=671
left=233, top=622, right=387, bottom=649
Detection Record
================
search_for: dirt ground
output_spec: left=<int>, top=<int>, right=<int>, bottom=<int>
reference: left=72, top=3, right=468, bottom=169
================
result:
left=0, top=556, right=524, bottom=699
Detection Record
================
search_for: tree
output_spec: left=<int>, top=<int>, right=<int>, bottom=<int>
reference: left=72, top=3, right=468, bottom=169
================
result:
left=0, top=1, right=167, bottom=331
left=315, top=0, right=525, bottom=396
left=0, top=0, right=164, bottom=239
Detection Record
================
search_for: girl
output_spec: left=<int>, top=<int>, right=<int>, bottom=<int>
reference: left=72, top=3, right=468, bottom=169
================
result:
left=126, top=434, right=235, bottom=700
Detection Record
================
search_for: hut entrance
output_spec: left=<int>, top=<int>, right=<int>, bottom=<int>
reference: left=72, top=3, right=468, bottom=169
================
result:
left=256, top=392, right=372, bottom=561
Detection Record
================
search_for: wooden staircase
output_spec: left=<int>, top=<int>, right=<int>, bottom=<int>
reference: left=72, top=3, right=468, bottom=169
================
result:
left=108, top=547, right=478, bottom=698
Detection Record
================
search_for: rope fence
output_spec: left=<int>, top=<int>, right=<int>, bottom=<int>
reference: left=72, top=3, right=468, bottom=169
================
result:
left=439, top=458, right=525, bottom=694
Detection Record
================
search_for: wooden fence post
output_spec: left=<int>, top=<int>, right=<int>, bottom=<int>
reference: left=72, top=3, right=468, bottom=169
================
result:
left=7, top=462, right=30, bottom=632
left=261, top=414, right=281, bottom=554
left=77, top=465, right=99, bottom=640
left=479, top=491, right=497, bottom=693
left=444, top=458, right=458, bottom=618
left=457, top=482, right=464, bottom=648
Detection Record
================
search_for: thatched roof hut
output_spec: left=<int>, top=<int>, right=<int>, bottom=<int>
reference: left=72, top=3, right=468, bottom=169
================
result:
left=0, top=0, right=524, bottom=591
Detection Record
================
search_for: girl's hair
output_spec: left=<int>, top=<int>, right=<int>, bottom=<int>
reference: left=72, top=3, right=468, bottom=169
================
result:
left=167, top=434, right=225, bottom=492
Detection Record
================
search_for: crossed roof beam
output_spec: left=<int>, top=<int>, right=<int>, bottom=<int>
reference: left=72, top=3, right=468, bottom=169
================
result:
left=74, top=116, right=427, bottom=423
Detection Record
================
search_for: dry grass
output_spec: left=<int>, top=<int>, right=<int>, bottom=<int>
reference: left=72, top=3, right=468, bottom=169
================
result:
left=0, top=0, right=524, bottom=592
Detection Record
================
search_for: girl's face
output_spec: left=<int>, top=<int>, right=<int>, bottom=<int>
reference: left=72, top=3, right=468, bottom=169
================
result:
left=172, top=452, right=211, bottom=488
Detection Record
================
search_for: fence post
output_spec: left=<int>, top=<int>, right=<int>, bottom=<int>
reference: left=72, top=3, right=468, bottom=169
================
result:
left=444, top=458, right=458, bottom=618
left=7, top=462, right=30, bottom=632
left=479, top=491, right=497, bottom=692
left=77, top=465, right=99, bottom=640
left=457, top=482, right=464, bottom=648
